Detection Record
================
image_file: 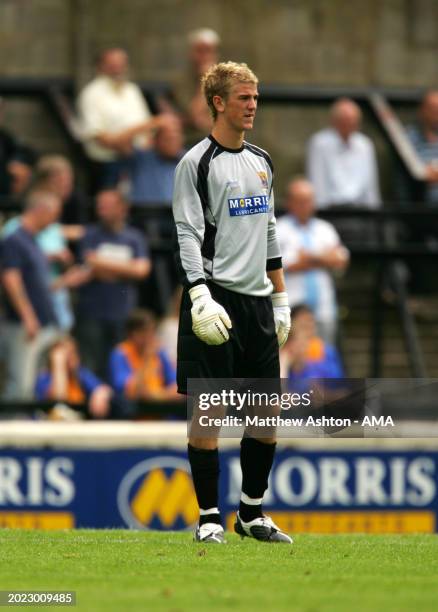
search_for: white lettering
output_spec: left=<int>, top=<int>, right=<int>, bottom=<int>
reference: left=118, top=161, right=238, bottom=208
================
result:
left=318, top=459, right=351, bottom=505
left=0, top=459, right=23, bottom=505
left=362, top=416, right=394, bottom=427
left=45, top=458, right=75, bottom=506
left=275, top=458, right=317, bottom=506
left=27, top=458, right=44, bottom=505
left=356, top=458, right=386, bottom=504
left=406, top=458, right=436, bottom=506
left=389, top=458, right=406, bottom=504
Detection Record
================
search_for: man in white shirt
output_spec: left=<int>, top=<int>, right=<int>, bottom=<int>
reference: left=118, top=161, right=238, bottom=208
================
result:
left=78, top=47, right=166, bottom=191
left=277, top=178, right=349, bottom=344
left=306, top=98, right=381, bottom=209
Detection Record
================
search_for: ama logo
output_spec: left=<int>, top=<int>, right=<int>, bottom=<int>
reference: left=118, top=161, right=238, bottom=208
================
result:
left=117, top=457, right=198, bottom=530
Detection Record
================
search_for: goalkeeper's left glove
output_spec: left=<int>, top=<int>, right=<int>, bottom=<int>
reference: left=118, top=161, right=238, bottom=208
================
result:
left=271, top=292, right=291, bottom=348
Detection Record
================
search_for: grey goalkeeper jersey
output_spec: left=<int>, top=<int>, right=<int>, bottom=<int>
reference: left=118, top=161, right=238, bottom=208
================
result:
left=172, top=135, right=282, bottom=296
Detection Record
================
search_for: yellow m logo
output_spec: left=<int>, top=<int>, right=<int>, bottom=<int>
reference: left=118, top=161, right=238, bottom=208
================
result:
left=130, top=468, right=198, bottom=527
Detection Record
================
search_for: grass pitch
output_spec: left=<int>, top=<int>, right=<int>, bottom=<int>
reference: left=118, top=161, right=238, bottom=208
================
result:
left=1, top=530, right=438, bottom=611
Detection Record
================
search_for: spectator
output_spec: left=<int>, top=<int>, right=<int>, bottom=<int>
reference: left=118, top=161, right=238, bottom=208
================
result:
left=129, top=117, right=185, bottom=205
left=109, top=309, right=178, bottom=402
left=35, top=336, right=112, bottom=419
left=77, top=47, right=166, bottom=192
left=2, top=201, right=75, bottom=332
left=2, top=161, right=83, bottom=331
left=63, top=189, right=151, bottom=379
left=0, top=97, right=36, bottom=197
left=392, top=91, right=438, bottom=292
left=306, top=98, right=381, bottom=208
left=276, top=178, right=349, bottom=344
left=397, top=90, right=438, bottom=206
left=173, top=28, right=220, bottom=146
left=35, top=155, right=90, bottom=225
left=1, top=190, right=61, bottom=399
left=281, top=304, right=345, bottom=394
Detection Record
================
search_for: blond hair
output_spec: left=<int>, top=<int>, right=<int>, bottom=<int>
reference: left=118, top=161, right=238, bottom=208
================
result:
left=201, top=61, right=258, bottom=120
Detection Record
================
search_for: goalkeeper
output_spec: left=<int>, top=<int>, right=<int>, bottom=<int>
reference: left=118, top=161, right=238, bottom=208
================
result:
left=172, top=61, right=291, bottom=544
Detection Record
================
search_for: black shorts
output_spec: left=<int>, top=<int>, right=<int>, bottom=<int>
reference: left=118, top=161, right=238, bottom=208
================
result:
left=177, top=281, right=280, bottom=394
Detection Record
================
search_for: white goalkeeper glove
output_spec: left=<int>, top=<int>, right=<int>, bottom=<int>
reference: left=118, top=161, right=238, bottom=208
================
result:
left=271, top=292, right=291, bottom=348
left=189, top=284, right=232, bottom=345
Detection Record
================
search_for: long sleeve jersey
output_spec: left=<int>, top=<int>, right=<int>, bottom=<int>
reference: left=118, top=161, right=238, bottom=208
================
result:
left=172, top=135, right=282, bottom=296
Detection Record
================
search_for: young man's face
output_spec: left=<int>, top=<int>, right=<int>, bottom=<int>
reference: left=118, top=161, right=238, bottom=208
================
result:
left=217, top=81, right=258, bottom=133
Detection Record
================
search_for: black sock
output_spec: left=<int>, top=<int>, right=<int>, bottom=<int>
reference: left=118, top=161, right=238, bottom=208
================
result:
left=188, top=444, right=221, bottom=525
left=198, top=512, right=221, bottom=526
left=239, top=437, right=276, bottom=522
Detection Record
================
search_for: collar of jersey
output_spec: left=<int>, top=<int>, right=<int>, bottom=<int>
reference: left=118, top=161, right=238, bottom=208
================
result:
left=208, top=135, right=245, bottom=153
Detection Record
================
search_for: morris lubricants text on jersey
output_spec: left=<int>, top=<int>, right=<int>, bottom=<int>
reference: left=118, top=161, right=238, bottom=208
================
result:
left=228, top=194, right=269, bottom=216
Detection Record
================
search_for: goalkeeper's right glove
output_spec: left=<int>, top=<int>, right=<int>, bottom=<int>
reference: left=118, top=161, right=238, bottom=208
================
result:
left=189, top=284, right=232, bottom=345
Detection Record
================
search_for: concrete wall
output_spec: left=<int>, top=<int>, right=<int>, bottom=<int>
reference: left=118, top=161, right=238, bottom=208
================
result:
left=1, top=0, right=438, bottom=196
left=3, top=0, right=438, bottom=84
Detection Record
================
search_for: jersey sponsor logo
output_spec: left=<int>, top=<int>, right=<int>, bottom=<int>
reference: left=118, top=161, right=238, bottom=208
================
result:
left=117, top=457, right=198, bottom=530
left=257, top=171, right=268, bottom=189
left=228, top=195, right=269, bottom=217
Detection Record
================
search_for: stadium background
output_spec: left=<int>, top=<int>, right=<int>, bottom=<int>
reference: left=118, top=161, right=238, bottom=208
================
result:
left=3, top=0, right=438, bottom=194
left=1, top=0, right=438, bottom=535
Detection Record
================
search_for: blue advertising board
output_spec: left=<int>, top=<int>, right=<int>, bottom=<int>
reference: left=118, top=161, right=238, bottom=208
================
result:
left=0, top=448, right=436, bottom=533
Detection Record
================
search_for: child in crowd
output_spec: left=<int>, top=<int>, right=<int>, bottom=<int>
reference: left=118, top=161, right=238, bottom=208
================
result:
left=109, top=309, right=179, bottom=402
left=281, top=304, right=345, bottom=394
left=35, top=336, right=112, bottom=419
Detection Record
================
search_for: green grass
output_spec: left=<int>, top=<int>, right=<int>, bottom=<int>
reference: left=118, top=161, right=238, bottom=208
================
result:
left=1, top=530, right=438, bottom=611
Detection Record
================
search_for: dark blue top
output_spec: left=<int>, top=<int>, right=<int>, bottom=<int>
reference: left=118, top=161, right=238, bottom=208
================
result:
left=1, top=226, right=56, bottom=326
left=129, top=149, right=183, bottom=205
left=77, top=224, right=148, bottom=322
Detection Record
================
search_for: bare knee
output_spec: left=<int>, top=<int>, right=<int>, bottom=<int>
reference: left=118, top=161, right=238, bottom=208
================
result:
left=253, top=436, right=276, bottom=445
left=188, top=437, right=219, bottom=450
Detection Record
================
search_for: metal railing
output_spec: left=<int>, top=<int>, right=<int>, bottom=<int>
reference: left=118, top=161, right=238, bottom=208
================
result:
left=1, top=199, right=436, bottom=377
left=318, top=207, right=436, bottom=378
